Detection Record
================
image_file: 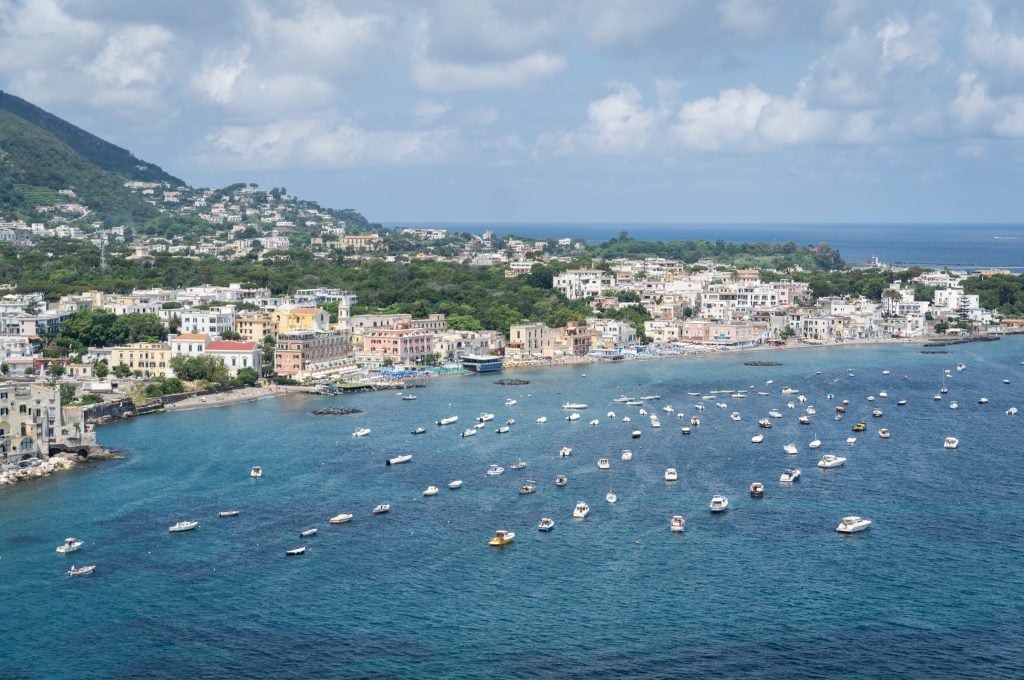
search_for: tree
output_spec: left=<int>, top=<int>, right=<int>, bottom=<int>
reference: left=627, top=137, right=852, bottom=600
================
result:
left=94, top=361, right=109, bottom=378
left=220, top=330, right=242, bottom=341
left=112, top=363, right=132, bottom=378
left=59, top=383, right=76, bottom=405
left=0, top=362, right=7, bottom=375
left=234, top=367, right=259, bottom=386
left=24, top=366, right=36, bottom=376
left=47, top=363, right=66, bottom=378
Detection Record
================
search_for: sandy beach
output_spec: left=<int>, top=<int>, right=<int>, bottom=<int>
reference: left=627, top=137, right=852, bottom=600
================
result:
left=163, top=385, right=295, bottom=412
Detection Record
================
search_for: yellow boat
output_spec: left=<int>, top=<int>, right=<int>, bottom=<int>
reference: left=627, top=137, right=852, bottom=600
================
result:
left=852, top=422, right=866, bottom=432
left=488, top=530, right=515, bottom=546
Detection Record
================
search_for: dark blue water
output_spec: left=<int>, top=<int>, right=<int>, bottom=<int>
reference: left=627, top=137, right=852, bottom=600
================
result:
left=387, top=222, right=1024, bottom=271
left=3, top=338, right=1024, bottom=678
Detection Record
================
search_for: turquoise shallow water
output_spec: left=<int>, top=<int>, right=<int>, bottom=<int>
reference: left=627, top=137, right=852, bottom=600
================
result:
left=3, top=338, right=1024, bottom=679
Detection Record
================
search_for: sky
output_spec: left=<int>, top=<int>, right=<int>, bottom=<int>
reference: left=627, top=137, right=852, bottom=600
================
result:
left=2, top=0, right=1024, bottom=224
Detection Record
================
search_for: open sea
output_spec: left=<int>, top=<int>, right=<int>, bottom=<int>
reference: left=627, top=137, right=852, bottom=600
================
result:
left=2, top=339, right=1024, bottom=677
left=386, top=222, right=1024, bottom=272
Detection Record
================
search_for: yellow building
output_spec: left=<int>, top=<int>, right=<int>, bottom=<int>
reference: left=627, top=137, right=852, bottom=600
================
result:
left=235, top=311, right=275, bottom=342
left=109, top=342, right=173, bottom=378
left=272, top=307, right=330, bottom=335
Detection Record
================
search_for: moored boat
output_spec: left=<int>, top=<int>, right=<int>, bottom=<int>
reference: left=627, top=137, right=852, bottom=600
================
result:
left=621, top=449, right=633, bottom=461
left=559, top=446, right=572, bottom=457
left=944, top=436, right=959, bottom=449
left=487, top=464, right=504, bottom=476
left=437, top=416, right=459, bottom=426
left=879, top=428, right=891, bottom=439
left=488, top=530, right=515, bottom=546
left=250, top=465, right=262, bottom=479
left=538, top=517, right=555, bottom=532
left=709, top=495, right=729, bottom=512
left=386, top=454, right=413, bottom=466
left=555, top=474, right=568, bottom=487
left=423, top=485, right=439, bottom=496
left=597, top=458, right=610, bottom=470
left=372, top=504, right=390, bottom=515
left=519, top=480, right=537, bottom=494
left=447, top=480, right=463, bottom=490
left=168, top=520, right=199, bottom=533
left=562, top=402, right=588, bottom=410
left=411, top=427, right=427, bottom=435
left=749, top=482, right=764, bottom=498
left=631, top=429, right=642, bottom=438
left=56, top=537, right=84, bottom=554
left=285, top=547, right=306, bottom=556
left=218, top=510, right=240, bottom=518
left=572, top=501, right=590, bottom=519
left=836, top=516, right=872, bottom=533
left=751, top=434, right=764, bottom=443
left=664, top=467, right=678, bottom=482
left=352, top=428, right=371, bottom=438
left=300, top=528, right=317, bottom=537
left=779, top=468, right=801, bottom=483
left=461, top=428, right=477, bottom=438
left=783, top=443, right=798, bottom=455
left=670, top=515, right=686, bottom=532
left=330, top=513, right=353, bottom=524
left=817, top=454, right=846, bottom=468
left=66, top=564, right=96, bottom=577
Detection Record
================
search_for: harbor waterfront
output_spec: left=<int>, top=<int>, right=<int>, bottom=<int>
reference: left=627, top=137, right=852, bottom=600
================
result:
left=2, top=338, right=1023, bottom=678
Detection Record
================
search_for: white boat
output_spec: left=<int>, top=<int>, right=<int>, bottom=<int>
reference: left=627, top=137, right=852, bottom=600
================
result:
left=622, top=416, right=632, bottom=423
left=510, top=458, right=527, bottom=470
left=882, top=370, right=890, bottom=375
left=496, top=425, right=510, bottom=434
left=978, top=397, right=989, bottom=404
left=566, top=413, right=581, bottom=421
left=597, top=458, right=610, bottom=470
left=956, top=362, right=966, bottom=371
left=67, top=564, right=96, bottom=577
left=944, top=436, right=959, bottom=449
left=783, top=442, right=798, bottom=455
left=607, top=411, right=616, bottom=418
left=505, top=398, right=517, bottom=406
left=1004, top=379, right=1011, bottom=384
left=285, top=547, right=306, bottom=556
left=730, top=412, right=742, bottom=421
left=168, top=520, right=199, bottom=533
left=423, top=485, right=439, bottom=496
left=680, top=426, right=691, bottom=434
left=779, top=468, right=801, bottom=483
left=613, top=395, right=632, bottom=403
left=300, top=528, right=317, bottom=537
left=250, top=466, right=262, bottom=479
left=461, top=428, right=478, bottom=438
left=402, top=394, right=417, bottom=401
left=411, top=427, right=427, bottom=435
left=809, top=435, right=822, bottom=449
left=817, top=454, right=846, bottom=468
left=606, top=491, right=617, bottom=504
left=447, top=480, right=463, bottom=490
left=589, top=419, right=600, bottom=426
left=768, top=409, right=783, bottom=418
left=631, top=429, right=642, bottom=438
left=386, top=454, right=413, bottom=466
left=872, top=409, right=883, bottom=417
left=352, top=428, right=371, bottom=438
left=330, top=513, right=353, bottom=524
left=218, top=510, right=240, bottom=518
left=486, top=464, right=504, bottom=476
left=555, top=474, right=568, bottom=487
left=1007, top=407, right=1018, bottom=416
left=538, top=517, right=555, bottom=532
left=670, top=516, right=686, bottom=532
left=649, top=416, right=661, bottom=428
left=640, top=395, right=661, bottom=401
left=562, top=402, right=588, bottom=409
left=836, top=516, right=872, bottom=533
left=897, top=400, right=907, bottom=406
left=477, top=412, right=495, bottom=422
left=949, top=401, right=959, bottom=410
left=518, top=480, right=537, bottom=494
left=879, top=428, right=891, bottom=439
left=758, top=418, right=773, bottom=428
left=536, top=416, right=548, bottom=424
left=473, top=422, right=486, bottom=430
left=639, top=408, right=648, bottom=416
left=751, top=434, right=764, bottom=443
left=56, top=537, right=84, bottom=554
left=798, top=415, right=811, bottom=425
left=709, top=495, right=729, bottom=512
left=559, top=446, right=572, bottom=458
left=621, top=449, right=633, bottom=461
left=437, top=416, right=459, bottom=426
left=664, top=467, right=678, bottom=482
left=749, top=482, right=764, bottom=498
left=690, top=416, right=701, bottom=426
left=877, top=393, right=886, bottom=400
left=934, top=394, right=942, bottom=401
left=572, top=501, right=590, bottom=519
left=866, top=395, right=875, bottom=402
left=662, top=405, right=675, bottom=413
left=846, top=436, right=857, bottom=445
left=372, top=504, right=390, bottom=515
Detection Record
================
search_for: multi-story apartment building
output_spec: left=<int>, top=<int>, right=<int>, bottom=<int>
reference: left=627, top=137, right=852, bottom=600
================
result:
left=0, top=383, right=64, bottom=459
left=109, top=343, right=174, bottom=378
left=274, top=332, right=349, bottom=378
left=362, top=328, right=435, bottom=365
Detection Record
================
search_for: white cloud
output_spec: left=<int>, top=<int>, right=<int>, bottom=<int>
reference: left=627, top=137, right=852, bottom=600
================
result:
left=949, top=72, right=1024, bottom=136
left=580, top=0, right=692, bottom=49
left=413, top=99, right=450, bottom=123
left=542, top=83, right=665, bottom=155
left=206, top=117, right=461, bottom=168
left=673, top=85, right=771, bottom=151
left=192, top=45, right=250, bottom=105
left=411, top=51, right=565, bottom=91
left=719, top=0, right=775, bottom=36
left=86, top=25, right=172, bottom=87
left=964, top=1, right=1024, bottom=74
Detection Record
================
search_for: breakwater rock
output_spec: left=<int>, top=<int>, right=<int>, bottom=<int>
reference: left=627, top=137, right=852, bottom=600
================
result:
left=743, top=361, right=783, bottom=367
left=313, top=407, right=364, bottom=416
left=923, top=335, right=999, bottom=347
left=495, top=378, right=530, bottom=385
left=0, top=456, right=76, bottom=486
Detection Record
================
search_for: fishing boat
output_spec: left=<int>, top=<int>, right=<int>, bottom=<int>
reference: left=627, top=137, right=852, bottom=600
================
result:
left=488, top=530, right=515, bottom=546
left=300, top=528, right=317, bottom=537
left=510, top=458, right=527, bottom=470
left=670, top=516, right=686, bottom=532
left=250, top=466, right=262, bottom=479
left=372, top=504, right=390, bottom=515
left=285, top=547, right=306, bottom=556
left=519, top=480, right=537, bottom=495
left=330, top=513, right=353, bottom=524
left=709, top=495, right=729, bottom=512
left=168, top=520, right=199, bottom=533
left=67, top=564, right=96, bottom=577
left=486, top=464, right=504, bottom=476
left=218, top=510, right=240, bottom=518
left=386, top=454, right=413, bottom=466
left=572, top=501, right=590, bottom=519
left=55, top=537, right=84, bottom=554
left=749, top=482, right=764, bottom=498
left=538, top=517, right=555, bottom=532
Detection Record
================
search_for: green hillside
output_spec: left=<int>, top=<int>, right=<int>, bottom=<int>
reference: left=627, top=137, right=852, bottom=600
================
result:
left=0, top=90, right=182, bottom=185
left=0, top=109, right=160, bottom=226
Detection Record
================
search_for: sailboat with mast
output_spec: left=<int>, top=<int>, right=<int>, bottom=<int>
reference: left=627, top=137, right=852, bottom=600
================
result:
left=606, top=474, right=617, bottom=504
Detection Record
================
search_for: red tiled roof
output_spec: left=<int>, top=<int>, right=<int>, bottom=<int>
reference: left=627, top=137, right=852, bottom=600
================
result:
left=206, top=341, right=256, bottom=351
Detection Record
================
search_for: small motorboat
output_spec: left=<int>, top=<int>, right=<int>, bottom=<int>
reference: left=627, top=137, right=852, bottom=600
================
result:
left=478, top=412, right=495, bottom=422
left=876, top=393, right=885, bottom=400
left=730, top=412, right=742, bottom=421
left=1007, top=407, right=1019, bottom=416
left=768, top=410, right=783, bottom=419
left=817, top=454, right=846, bottom=468
left=536, top=416, right=548, bottom=424
left=691, top=416, right=701, bottom=426
left=487, top=464, right=504, bottom=476
left=664, top=467, right=678, bottom=482
left=606, top=491, right=617, bottom=504
left=867, top=395, right=875, bottom=402
left=402, top=394, right=417, bottom=401
left=621, top=449, right=633, bottom=461
left=572, top=501, right=590, bottom=519
left=505, top=398, right=517, bottom=406
left=300, top=528, right=317, bottom=537
left=809, top=435, right=822, bottom=449
left=758, top=418, right=773, bottom=428
left=589, top=419, right=600, bottom=426
left=559, top=446, right=572, bottom=457
left=566, top=413, right=581, bottom=421
left=372, top=504, right=390, bottom=515
left=944, top=437, right=959, bottom=450
left=680, top=426, right=691, bottom=434
left=597, top=458, right=610, bottom=470
left=897, top=399, right=907, bottom=406
left=798, top=415, right=811, bottom=425
left=461, top=428, right=478, bottom=438
left=879, top=428, right=891, bottom=439
left=949, top=401, right=959, bottom=410
left=622, top=416, right=632, bottom=423
left=285, top=547, right=306, bottom=556
left=386, top=454, right=413, bottom=466
left=852, top=422, right=866, bottom=432
left=631, top=429, right=642, bottom=438
left=168, top=520, right=199, bottom=533
left=56, top=537, right=84, bottom=554
left=872, top=409, right=883, bottom=417
left=411, top=427, right=427, bottom=435
left=978, top=397, right=989, bottom=404
left=607, top=411, right=616, bottom=419
left=437, top=416, right=459, bottom=426
left=423, top=485, right=440, bottom=496
left=749, top=482, right=764, bottom=498
left=846, top=436, right=857, bottom=445
left=538, top=517, right=555, bottom=532
left=448, top=480, right=463, bottom=490
left=510, top=458, right=528, bottom=470
left=836, top=516, right=872, bottom=533
left=956, top=362, right=966, bottom=372
left=218, top=510, right=240, bottom=518
left=670, top=516, right=686, bottom=532
left=783, top=443, right=798, bottom=455
left=67, top=564, right=96, bottom=577
left=250, top=466, right=263, bottom=479
left=330, top=513, right=353, bottom=524
left=709, top=495, right=729, bottom=512
left=506, top=418, right=515, bottom=426
left=562, top=402, right=588, bottom=410
left=488, top=530, right=515, bottom=546
left=779, top=468, right=801, bottom=483
left=519, top=480, right=537, bottom=494
left=555, top=474, right=568, bottom=487
left=352, top=428, right=371, bottom=438
left=751, top=434, right=764, bottom=444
